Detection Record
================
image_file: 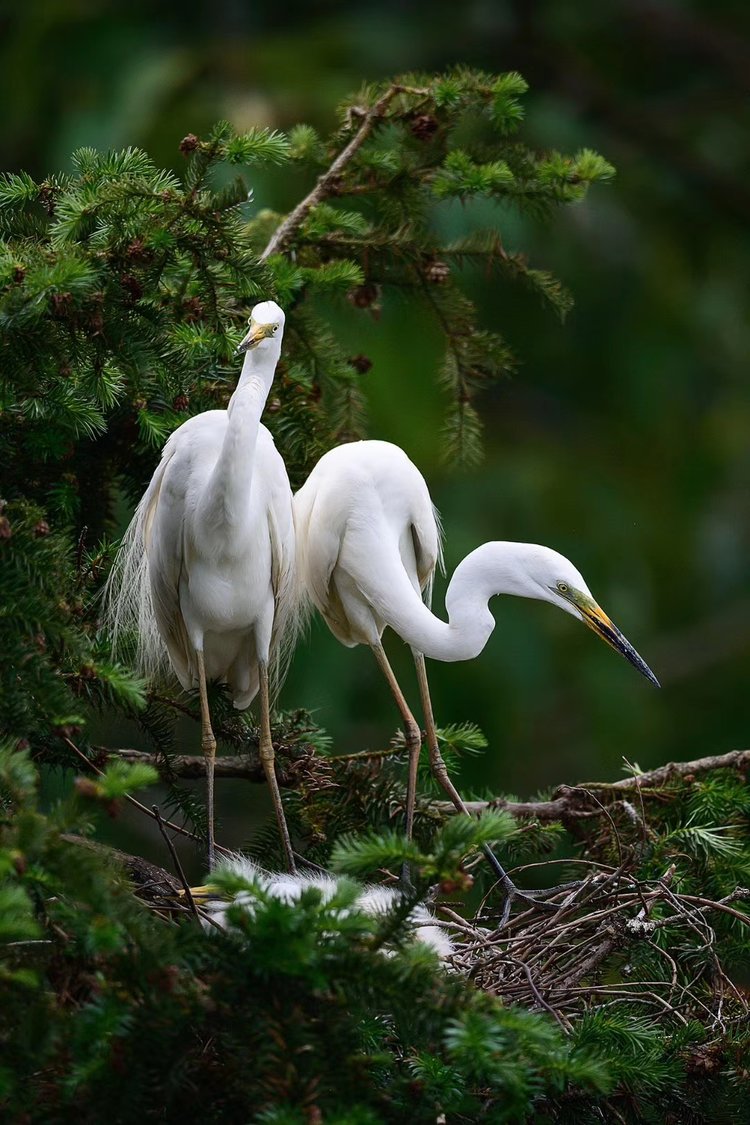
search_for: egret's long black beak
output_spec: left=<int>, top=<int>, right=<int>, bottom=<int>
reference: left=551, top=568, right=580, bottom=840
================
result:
left=236, top=322, right=272, bottom=355
left=577, top=599, right=660, bottom=687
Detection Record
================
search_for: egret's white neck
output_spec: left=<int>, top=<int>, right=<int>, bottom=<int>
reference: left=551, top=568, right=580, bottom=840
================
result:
left=203, top=343, right=281, bottom=531
left=231, top=343, right=282, bottom=406
left=364, top=542, right=564, bottom=662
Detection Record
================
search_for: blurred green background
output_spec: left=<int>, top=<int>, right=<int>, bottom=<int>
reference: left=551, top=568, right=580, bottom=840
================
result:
left=4, top=0, right=749, bottom=854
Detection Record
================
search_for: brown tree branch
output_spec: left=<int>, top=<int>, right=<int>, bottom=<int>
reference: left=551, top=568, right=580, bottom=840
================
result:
left=94, top=745, right=290, bottom=784
left=433, top=748, right=750, bottom=821
left=94, top=744, right=750, bottom=825
left=259, top=84, right=425, bottom=261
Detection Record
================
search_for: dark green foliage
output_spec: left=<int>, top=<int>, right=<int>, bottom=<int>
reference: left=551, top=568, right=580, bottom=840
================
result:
left=0, top=68, right=609, bottom=537
left=0, top=500, right=144, bottom=749
left=3, top=740, right=749, bottom=1123
left=1, top=746, right=615, bottom=1123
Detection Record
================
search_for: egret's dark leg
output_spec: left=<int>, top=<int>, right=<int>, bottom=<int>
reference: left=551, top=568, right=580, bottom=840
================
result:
left=412, top=652, right=579, bottom=923
left=258, top=662, right=296, bottom=874
left=196, top=650, right=217, bottom=872
left=371, top=642, right=422, bottom=888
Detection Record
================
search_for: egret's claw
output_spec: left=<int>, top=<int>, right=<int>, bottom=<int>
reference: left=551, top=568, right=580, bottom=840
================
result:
left=494, top=878, right=588, bottom=928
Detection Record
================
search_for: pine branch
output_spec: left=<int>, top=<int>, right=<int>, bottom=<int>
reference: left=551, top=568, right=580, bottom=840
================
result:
left=95, top=745, right=750, bottom=830
left=96, top=745, right=281, bottom=784
left=260, top=82, right=426, bottom=260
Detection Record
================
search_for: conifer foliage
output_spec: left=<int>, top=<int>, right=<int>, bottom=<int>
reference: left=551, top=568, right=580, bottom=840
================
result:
left=2, top=70, right=748, bottom=1122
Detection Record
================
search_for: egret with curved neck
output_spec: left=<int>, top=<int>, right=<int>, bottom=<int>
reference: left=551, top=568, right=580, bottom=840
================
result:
left=294, top=439, right=658, bottom=904
left=106, top=300, right=298, bottom=872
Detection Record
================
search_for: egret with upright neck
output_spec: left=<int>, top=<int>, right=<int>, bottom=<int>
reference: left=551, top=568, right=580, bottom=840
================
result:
left=106, top=300, right=299, bottom=871
left=294, top=439, right=658, bottom=905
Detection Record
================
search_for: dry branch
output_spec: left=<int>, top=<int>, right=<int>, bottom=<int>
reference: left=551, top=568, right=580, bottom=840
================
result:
left=434, top=747, right=750, bottom=822
left=92, top=743, right=318, bottom=788
left=93, top=745, right=750, bottom=826
left=95, top=746, right=271, bottom=782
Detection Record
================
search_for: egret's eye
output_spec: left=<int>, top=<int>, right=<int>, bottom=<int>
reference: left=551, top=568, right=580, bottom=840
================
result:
left=273, top=325, right=279, bottom=333
left=557, top=581, right=569, bottom=594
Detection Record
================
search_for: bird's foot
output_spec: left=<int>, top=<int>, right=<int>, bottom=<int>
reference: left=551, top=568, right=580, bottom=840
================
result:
left=399, top=862, right=416, bottom=895
left=495, top=876, right=586, bottom=928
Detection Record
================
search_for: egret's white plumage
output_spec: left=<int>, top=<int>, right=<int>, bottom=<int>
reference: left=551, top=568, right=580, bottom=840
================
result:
left=105, top=300, right=300, bottom=870
left=193, top=855, right=455, bottom=961
left=295, top=439, right=442, bottom=648
left=294, top=439, right=658, bottom=904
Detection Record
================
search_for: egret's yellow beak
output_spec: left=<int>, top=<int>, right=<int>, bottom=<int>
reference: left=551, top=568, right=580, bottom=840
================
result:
left=574, top=594, right=660, bottom=687
left=179, top=884, right=218, bottom=901
left=236, top=321, right=275, bottom=354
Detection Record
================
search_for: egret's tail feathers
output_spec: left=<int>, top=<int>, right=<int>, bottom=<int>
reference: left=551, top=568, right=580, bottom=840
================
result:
left=267, top=516, right=310, bottom=708
left=101, top=495, right=170, bottom=684
left=423, top=501, right=445, bottom=611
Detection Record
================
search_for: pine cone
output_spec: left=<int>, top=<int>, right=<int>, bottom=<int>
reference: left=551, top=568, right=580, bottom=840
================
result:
left=125, top=237, right=149, bottom=262
left=326, top=173, right=345, bottom=196
left=120, top=273, right=143, bottom=301
left=410, top=113, right=439, bottom=141
left=173, top=394, right=190, bottom=413
left=179, top=133, right=200, bottom=156
left=38, top=182, right=57, bottom=215
left=348, top=354, right=372, bottom=374
left=347, top=282, right=380, bottom=309
left=424, top=258, right=450, bottom=284
left=50, top=291, right=72, bottom=316
left=182, top=296, right=204, bottom=322
left=34, top=520, right=50, bottom=537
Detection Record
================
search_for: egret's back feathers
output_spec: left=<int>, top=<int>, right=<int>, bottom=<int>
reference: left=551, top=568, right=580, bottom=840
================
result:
left=200, top=855, right=454, bottom=961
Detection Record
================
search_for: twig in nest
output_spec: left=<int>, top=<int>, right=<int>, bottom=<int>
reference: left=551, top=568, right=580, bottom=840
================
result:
left=152, top=804, right=199, bottom=923
left=456, top=864, right=750, bottom=1031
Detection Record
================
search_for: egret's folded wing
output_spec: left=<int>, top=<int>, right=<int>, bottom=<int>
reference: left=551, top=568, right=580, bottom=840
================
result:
left=410, top=500, right=443, bottom=605
left=144, top=438, right=194, bottom=689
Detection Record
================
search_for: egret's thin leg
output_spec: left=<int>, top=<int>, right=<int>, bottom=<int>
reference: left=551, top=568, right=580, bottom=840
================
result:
left=196, top=649, right=217, bottom=872
left=411, top=651, right=519, bottom=889
left=413, top=653, right=581, bottom=922
left=258, top=662, right=296, bottom=874
left=371, top=642, right=422, bottom=844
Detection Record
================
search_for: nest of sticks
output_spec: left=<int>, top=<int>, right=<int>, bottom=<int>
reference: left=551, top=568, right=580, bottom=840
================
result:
left=441, top=863, right=750, bottom=1033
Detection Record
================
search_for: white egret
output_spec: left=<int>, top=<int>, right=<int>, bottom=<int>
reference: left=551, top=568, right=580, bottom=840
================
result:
left=189, top=855, right=454, bottom=960
left=294, top=439, right=659, bottom=905
left=105, top=300, right=299, bottom=872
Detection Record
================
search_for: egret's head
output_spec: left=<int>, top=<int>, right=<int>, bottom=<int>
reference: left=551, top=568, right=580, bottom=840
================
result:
left=236, top=300, right=285, bottom=355
left=528, top=546, right=660, bottom=686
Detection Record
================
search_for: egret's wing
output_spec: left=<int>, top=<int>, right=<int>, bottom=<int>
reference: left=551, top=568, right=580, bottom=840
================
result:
left=268, top=495, right=296, bottom=636
left=294, top=484, right=343, bottom=614
left=259, top=427, right=304, bottom=696
left=103, top=431, right=185, bottom=682
left=409, top=500, right=443, bottom=606
left=145, top=439, right=194, bottom=689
